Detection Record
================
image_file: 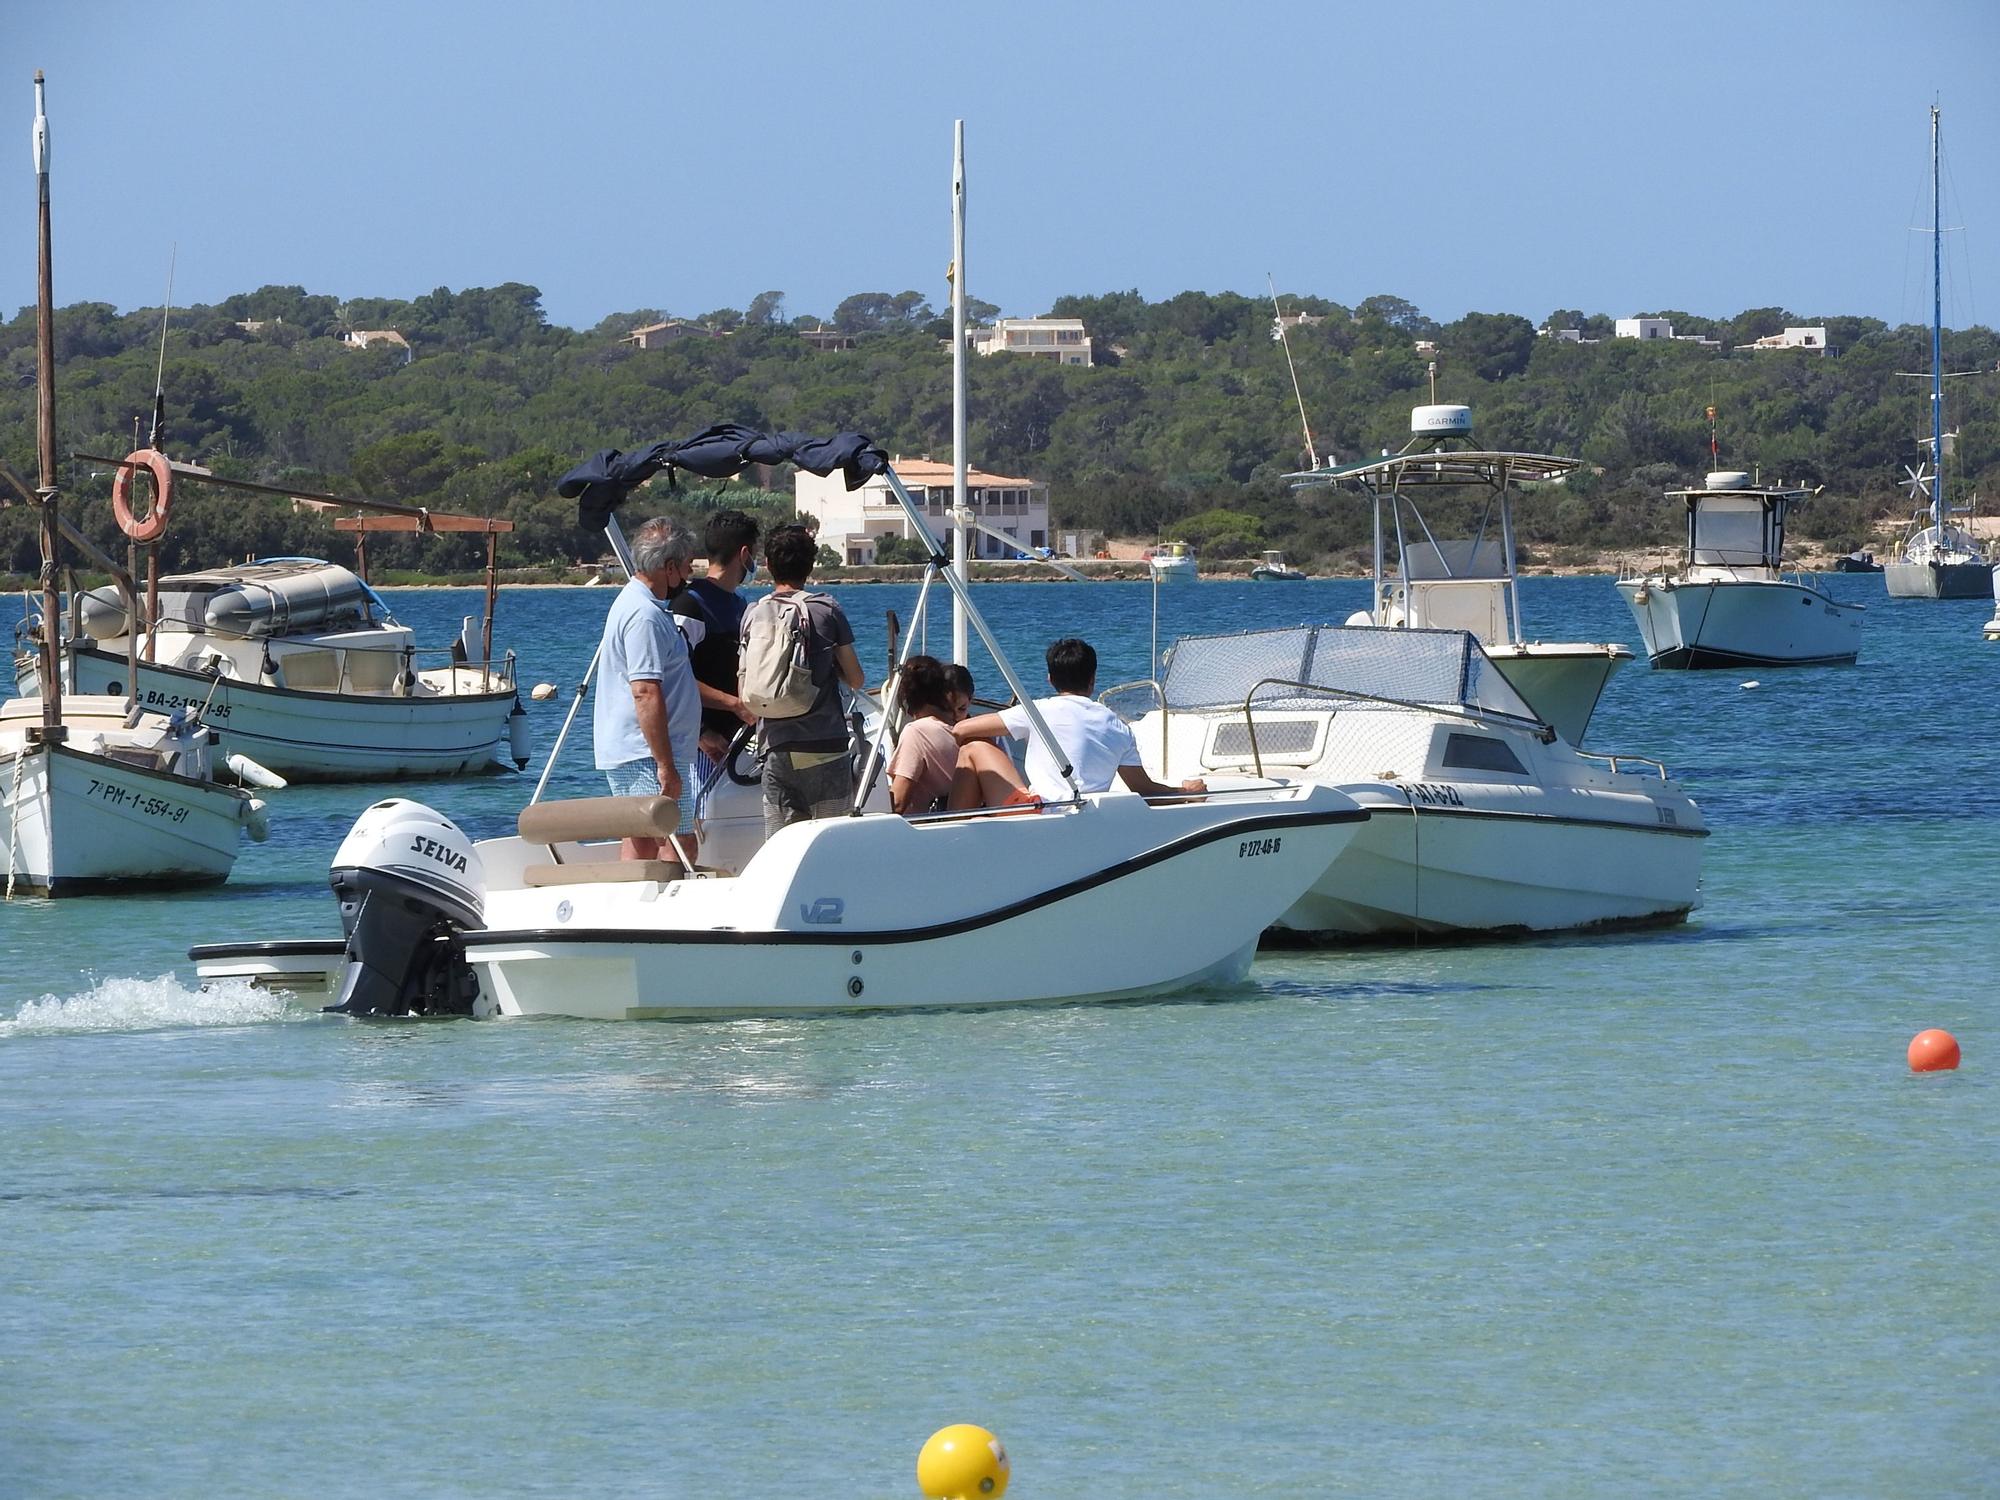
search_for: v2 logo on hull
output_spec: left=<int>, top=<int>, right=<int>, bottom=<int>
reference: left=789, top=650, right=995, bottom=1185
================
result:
left=799, top=897, right=845, bottom=925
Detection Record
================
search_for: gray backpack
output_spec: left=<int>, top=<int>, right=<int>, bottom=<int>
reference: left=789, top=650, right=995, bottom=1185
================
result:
left=739, top=593, right=819, bottom=719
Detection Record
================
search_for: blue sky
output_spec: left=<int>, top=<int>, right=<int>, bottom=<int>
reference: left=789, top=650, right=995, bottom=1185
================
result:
left=7, top=0, right=1998, bottom=331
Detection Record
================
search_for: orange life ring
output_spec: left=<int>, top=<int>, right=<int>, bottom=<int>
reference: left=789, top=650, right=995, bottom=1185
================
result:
left=112, top=448, right=173, bottom=543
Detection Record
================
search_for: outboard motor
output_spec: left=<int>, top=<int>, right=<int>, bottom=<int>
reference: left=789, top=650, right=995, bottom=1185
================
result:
left=327, top=799, right=486, bottom=1017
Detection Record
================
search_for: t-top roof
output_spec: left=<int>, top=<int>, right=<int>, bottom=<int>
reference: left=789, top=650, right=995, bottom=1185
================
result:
left=1286, top=448, right=1578, bottom=490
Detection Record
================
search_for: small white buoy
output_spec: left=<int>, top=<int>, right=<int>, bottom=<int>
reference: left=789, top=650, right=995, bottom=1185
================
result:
left=1740, top=680, right=1761, bottom=690
left=530, top=682, right=558, bottom=701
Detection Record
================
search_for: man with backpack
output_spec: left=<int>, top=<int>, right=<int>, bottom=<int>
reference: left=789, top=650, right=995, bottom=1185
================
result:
left=739, top=523, right=864, bottom=835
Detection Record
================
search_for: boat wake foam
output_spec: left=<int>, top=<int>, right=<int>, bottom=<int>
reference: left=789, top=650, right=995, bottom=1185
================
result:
left=2, top=973, right=296, bottom=1035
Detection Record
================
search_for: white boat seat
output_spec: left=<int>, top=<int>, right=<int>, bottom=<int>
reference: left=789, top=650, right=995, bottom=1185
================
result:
left=517, top=794, right=680, bottom=844
left=276, top=650, right=342, bottom=692
left=521, top=859, right=682, bottom=887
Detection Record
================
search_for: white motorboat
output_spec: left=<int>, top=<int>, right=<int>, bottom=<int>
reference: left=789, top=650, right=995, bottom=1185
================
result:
left=21, top=557, right=527, bottom=782
left=1250, top=549, right=1308, bottom=582
left=1884, top=106, right=1990, bottom=601
left=0, top=695, right=268, bottom=895
left=1148, top=541, right=1198, bottom=584
left=190, top=426, right=1366, bottom=1018
left=1286, top=404, right=1630, bottom=744
left=1616, top=471, right=1863, bottom=668
left=1104, top=624, right=1705, bottom=941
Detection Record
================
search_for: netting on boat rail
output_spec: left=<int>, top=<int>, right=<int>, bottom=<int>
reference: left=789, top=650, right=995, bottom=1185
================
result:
left=1107, top=625, right=1544, bottom=725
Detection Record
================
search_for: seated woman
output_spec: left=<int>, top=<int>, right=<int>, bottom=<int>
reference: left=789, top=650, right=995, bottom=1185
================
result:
left=888, top=656, right=1030, bottom=815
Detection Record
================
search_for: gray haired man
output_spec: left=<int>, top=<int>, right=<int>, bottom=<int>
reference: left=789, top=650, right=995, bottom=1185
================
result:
left=593, top=516, right=703, bottom=866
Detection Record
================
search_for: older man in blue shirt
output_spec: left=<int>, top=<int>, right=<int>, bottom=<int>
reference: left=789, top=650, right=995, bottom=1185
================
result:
left=593, top=516, right=704, bottom=866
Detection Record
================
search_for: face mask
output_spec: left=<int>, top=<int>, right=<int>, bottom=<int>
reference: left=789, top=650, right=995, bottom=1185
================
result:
left=743, top=558, right=758, bottom=584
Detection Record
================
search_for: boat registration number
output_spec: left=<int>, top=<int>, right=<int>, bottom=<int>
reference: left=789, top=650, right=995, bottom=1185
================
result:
left=140, top=688, right=231, bottom=719
left=1238, top=836, right=1283, bottom=858
left=1406, top=783, right=1464, bottom=807
left=86, top=778, right=191, bottom=824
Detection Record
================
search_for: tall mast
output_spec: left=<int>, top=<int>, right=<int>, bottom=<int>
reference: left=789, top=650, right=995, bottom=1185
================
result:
left=1929, top=104, right=1945, bottom=533
left=32, top=70, right=62, bottom=734
left=950, top=120, right=969, bottom=666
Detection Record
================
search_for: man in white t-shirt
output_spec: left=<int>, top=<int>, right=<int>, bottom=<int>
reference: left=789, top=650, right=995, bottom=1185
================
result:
left=951, top=637, right=1206, bottom=802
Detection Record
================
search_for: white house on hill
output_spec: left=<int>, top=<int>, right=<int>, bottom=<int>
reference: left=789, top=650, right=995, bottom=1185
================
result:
left=968, top=317, right=1092, bottom=366
left=795, top=458, right=1051, bottom=565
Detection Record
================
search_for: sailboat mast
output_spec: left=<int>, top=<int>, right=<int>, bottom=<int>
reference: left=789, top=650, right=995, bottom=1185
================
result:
left=950, top=120, right=969, bottom=666
left=1930, top=104, right=1945, bottom=533
left=32, top=70, right=62, bottom=734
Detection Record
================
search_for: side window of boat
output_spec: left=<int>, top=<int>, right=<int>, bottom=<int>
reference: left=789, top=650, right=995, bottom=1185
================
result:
left=1439, top=732, right=1526, bottom=776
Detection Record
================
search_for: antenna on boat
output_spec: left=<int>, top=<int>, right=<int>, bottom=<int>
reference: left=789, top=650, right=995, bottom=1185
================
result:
left=148, top=243, right=176, bottom=449
left=1706, top=404, right=1719, bottom=468
left=1267, top=273, right=1319, bottom=469
left=950, top=120, right=970, bottom=666
left=1426, top=360, right=1438, bottom=405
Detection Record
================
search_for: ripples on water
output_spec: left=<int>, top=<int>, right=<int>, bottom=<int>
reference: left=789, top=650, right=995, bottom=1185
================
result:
left=2, top=577, right=1996, bottom=1496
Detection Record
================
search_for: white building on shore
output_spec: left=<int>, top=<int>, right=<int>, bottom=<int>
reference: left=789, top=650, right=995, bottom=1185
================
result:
left=1737, top=325, right=1829, bottom=353
left=968, top=317, right=1092, bottom=366
left=794, top=458, right=1051, bottom=565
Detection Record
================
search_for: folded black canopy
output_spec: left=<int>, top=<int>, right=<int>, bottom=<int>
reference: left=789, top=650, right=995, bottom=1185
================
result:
left=557, top=424, right=889, bottom=531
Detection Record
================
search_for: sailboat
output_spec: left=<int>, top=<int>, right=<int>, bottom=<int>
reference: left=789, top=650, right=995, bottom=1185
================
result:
left=1884, top=105, right=1990, bottom=600
left=2, top=73, right=265, bottom=895
left=1286, top=404, right=1631, bottom=745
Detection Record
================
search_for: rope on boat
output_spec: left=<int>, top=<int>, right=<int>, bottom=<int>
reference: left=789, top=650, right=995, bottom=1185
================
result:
left=4, top=741, right=26, bottom=901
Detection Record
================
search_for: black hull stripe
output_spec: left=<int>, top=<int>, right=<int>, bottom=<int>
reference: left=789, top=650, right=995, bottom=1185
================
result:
left=1649, top=646, right=1858, bottom=670
left=189, top=808, right=1367, bottom=961
left=191, top=938, right=346, bottom=960
left=461, top=807, right=1368, bottom=951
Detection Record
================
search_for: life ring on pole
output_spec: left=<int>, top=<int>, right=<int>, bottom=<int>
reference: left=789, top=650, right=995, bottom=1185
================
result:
left=112, top=448, right=174, bottom=543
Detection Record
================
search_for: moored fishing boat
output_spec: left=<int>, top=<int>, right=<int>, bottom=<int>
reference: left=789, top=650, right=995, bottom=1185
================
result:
left=191, top=426, right=1367, bottom=1018
left=22, top=555, right=528, bottom=781
left=1286, top=404, right=1630, bottom=744
left=1250, top=549, right=1308, bottom=582
left=1148, top=540, right=1198, bottom=584
left=1616, top=465, right=1863, bottom=668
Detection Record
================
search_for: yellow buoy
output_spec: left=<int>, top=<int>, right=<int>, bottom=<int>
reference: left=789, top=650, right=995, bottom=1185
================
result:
left=917, top=1424, right=1009, bottom=1499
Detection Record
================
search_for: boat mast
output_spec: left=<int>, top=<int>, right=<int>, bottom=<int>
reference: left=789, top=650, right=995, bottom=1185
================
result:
left=1929, top=104, right=1945, bottom=536
left=950, top=120, right=969, bottom=666
left=31, top=70, right=62, bottom=736
left=1267, top=273, right=1318, bottom=469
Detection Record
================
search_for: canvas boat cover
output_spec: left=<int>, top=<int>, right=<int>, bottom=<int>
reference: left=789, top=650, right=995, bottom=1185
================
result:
left=1152, top=624, right=1545, bottom=727
left=558, top=425, right=888, bottom=530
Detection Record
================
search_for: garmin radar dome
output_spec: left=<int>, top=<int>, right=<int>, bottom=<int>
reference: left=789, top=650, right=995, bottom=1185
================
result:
left=327, top=799, right=489, bottom=1018
left=1410, top=403, right=1474, bottom=438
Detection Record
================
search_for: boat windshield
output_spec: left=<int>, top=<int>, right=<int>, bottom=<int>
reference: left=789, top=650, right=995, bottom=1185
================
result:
left=1149, top=624, right=1544, bottom=725
left=1688, top=497, right=1772, bottom=567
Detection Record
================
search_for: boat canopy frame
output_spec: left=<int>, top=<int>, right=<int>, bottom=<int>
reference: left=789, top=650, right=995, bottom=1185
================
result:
left=1286, top=441, right=1578, bottom=646
left=551, top=424, right=1083, bottom=811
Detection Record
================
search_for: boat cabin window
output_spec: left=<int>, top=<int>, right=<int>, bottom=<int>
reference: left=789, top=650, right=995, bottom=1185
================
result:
left=1439, top=731, right=1526, bottom=776
left=1689, top=496, right=1773, bottom=567
left=1205, top=716, right=1322, bottom=768
left=1401, top=537, right=1509, bottom=581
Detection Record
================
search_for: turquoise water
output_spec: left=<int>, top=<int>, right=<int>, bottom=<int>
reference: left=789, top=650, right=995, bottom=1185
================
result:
left=3, top=577, right=1995, bottom=1496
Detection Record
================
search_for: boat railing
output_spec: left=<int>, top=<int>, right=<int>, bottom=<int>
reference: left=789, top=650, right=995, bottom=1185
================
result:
left=1230, top=678, right=1554, bottom=778
left=1573, top=750, right=1670, bottom=781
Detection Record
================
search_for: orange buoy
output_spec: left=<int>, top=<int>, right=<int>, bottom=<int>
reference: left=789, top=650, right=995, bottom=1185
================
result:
left=1908, top=1029, right=1961, bottom=1072
left=111, top=448, right=174, bottom=542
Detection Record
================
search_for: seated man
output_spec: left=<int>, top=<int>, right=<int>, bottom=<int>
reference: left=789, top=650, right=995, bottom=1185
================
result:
left=951, top=637, right=1205, bottom=802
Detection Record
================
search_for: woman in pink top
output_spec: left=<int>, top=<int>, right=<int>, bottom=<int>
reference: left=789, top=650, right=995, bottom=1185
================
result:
left=888, top=657, right=1027, bottom=814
